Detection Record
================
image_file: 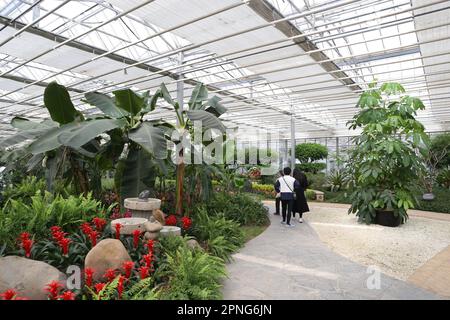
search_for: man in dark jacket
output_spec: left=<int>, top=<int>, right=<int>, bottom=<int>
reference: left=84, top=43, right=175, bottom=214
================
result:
left=273, top=170, right=283, bottom=215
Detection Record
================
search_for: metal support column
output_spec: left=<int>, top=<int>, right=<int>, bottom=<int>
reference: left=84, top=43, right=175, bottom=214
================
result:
left=177, top=52, right=184, bottom=116
left=290, top=113, right=296, bottom=171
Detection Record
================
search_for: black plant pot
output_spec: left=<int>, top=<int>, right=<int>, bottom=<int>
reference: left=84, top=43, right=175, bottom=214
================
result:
left=374, top=210, right=402, bottom=227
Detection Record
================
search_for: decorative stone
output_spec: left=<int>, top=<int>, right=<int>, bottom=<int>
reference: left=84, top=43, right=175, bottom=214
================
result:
left=152, top=209, right=166, bottom=225
left=144, top=221, right=163, bottom=233
left=160, top=226, right=181, bottom=237
left=0, top=256, right=67, bottom=300
left=186, top=239, right=202, bottom=250
left=315, top=191, right=325, bottom=202
left=85, top=239, right=131, bottom=281
left=110, top=217, right=147, bottom=235
left=124, top=198, right=161, bottom=220
left=144, top=232, right=159, bottom=240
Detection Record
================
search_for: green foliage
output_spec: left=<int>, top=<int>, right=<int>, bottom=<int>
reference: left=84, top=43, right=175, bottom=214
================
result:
left=0, top=192, right=104, bottom=249
left=430, top=133, right=450, bottom=168
left=1, top=176, right=45, bottom=207
left=437, top=169, right=450, bottom=189
left=190, top=208, right=244, bottom=261
left=295, top=143, right=328, bottom=163
left=296, top=163, right=326, bottom=174
left=415, top=186, right=450, bottom=213
left=305, top=189, right=316, bottom=200
left=304, top=172, right=327, bottom=190
left=326, top=170, right=350, bottom=192
left=155, top=245, right=226, bottom=300
left=251, top=182, right=276, bottom=198
left=196, top=191, right=269, bottom=226
left=346, top=82, right=428, bottom=224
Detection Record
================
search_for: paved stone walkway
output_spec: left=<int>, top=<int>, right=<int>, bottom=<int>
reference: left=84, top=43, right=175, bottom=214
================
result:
left=222, top=204, right=441, bottom=300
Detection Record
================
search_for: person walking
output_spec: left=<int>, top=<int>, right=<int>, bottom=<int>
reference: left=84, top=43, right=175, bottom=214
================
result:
left=292, top=168, right=310, bottom=223
left=273, top=170, right=283, bottom=215
left=274, top=167, right=299, bottom=227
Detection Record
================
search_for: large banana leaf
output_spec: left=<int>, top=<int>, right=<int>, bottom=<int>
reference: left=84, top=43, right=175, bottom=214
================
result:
left=188, top=83, right=208, bottom=110
left=0, top=118, right=58, bottom=149
left=160, top=83, right=175, bottom=105
left=113, top=89, right=145, bottom=116
left=44, top=81, right=80, bottom=125
left=203, top=96, right=227, bottom=117
left=57, top=118, right=126, bottom=149
left=28, top=122, right=80, bottom=154
left=186, top=109, right=226, bottom=132
left=11, top=117, right=57, bottom=131
left=119, top=147, right=157, bottom=202
left=128, top=122, right=167, bottom=159
left=84, top=92, right=130, bottom=118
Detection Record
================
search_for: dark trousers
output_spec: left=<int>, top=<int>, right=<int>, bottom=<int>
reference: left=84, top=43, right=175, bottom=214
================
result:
left=275, top=197, right=281, bottom=215
left=281, top=199, right=293, bottom=225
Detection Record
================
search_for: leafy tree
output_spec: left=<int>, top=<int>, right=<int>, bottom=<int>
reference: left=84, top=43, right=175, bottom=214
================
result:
left=346, top=82, right=429, bottom=225
left=295, top=143, right=328, bottom=173
left=429, top=133, right=450, bottom=168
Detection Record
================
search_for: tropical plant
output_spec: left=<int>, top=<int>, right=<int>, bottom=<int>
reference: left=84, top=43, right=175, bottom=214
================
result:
left=155, top=245, right=226, bottom=300
left=429, top=133, right=450, bottom=168
left=190, top=207, right=244, bottom=261
left=346, top=82, right=429, bottom=224
left=437, top=169, right=450, bottom=189
left=325, top=170, right=350, bottom=192
left=150, top=83, right=227, bottom=215
left=295, top=143, right=328, bottom=173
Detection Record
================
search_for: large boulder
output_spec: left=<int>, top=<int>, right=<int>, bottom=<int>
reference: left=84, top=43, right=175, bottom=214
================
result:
left=0, top=256, right=67, bottom=300
left=85, top=239, right=131, bottom=281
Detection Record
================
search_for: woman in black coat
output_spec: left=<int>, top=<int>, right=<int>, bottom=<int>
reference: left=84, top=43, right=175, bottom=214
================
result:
left=292, top=168, right=310, bottom=223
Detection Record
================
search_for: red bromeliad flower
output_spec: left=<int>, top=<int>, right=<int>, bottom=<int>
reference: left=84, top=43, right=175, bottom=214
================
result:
left=45, top=281, right=63, bottom=300
left=21, top=238, right=33, bottom=258
left=122, top=261, right=134, bottom=279
left=58, top=291, right=76, bottom=301
left=89, top=230, right=98, bottom=247
left=50, top=226, right=62, bottom=235
left=114, top=223, right=122, bottom=239
left=85, top=268, right=94, bottom=287
left=58, top=238, right=71, bottom=256
left=141, top=253, right=153, bottom=269
left=117, top=275, right=125, bottom=299
left=145, top=239, right=155, bottom=254
left=138, top=266, right=150, bottom=279
left=94, top=283, right=106, bottom=294
left=80, top=222, right=93, bottom=236
left=132, top=229, right=141, bottom=248
left=0, top=289, right=18, bottom=300
left=124, top=209, right=132, bottom=218
left=181, top=216, right=192, bottom=230
left=92, top=217, right=107, bottom=232
left=103, top=268, right=116, bottom=283
left=52, top=231, right=67, bottom=242
left=165, top=215, right=177, bottom=226
left=110, top=207, right=121, bottom=220
left=19, top=232, right=30, bottom=241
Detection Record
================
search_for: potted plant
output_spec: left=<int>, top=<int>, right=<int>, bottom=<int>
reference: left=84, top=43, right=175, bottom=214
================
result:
left=346, top=82, right=429, bottom=227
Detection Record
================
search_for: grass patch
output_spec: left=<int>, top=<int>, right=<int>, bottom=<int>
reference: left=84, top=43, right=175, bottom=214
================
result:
left=240, top=224, right=269, bottom=243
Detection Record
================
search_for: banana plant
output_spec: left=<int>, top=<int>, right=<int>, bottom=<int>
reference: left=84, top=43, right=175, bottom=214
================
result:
left=0, top=81, right=168, bottom=202
left=150, top=83, right=227, bottom=216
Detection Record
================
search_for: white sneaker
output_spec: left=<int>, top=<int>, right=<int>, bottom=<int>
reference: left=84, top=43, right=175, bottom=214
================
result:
left=298, top=218, right=303, bottom=223
left=280, top=220, right=286, bottom=225
left=286, top=223, right=295, bottom=228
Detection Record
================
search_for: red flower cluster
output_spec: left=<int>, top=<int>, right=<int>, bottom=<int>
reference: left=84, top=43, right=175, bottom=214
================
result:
left=0, top=289, right=27, bottom=300
left=92, top=217, right=107, bottom=232
left=103, top=268, right=116, bottom=283
left=117, top=276, right=126, bottom=299
left=141, top=239, right=156, bottom=275
left=181, top=217, right=192, bottom=230
left=19, top=232, right=33, bottom=258
left=95, top=283, right=106, bottom=295
left=114, top=223, right=122, bottom=239
left=132, top=230, right=141, bottom=248
left=85, top=268, right=94, bottom=287
left=122, top=261, right=134, bottom=279
left=165, top=215, right=177, bottom=226
left=124, top=209, right=132, bottom=218
left=51, top=226, right=71, bottom=256
left=138, top=266, right=150, bottom=280
left=45, top=281, right=63, bottom=300
left=58, top=291, right=76, bottom=301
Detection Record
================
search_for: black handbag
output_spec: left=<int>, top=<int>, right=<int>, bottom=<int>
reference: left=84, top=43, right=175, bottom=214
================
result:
left=282, top=176, right=297, bottom=200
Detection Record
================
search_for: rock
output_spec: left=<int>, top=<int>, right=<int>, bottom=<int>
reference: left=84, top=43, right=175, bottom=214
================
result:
left=144, top=221, right=163, bottom=233
left=0, top=256, right=67, bottom=300
left=186, top=239, right=202, bottom=250
left=110, top=217, right=147, bottom=235
left=160, top=226, right=181, bottom=237
left=144, top=232, right=159, bottom=240
left=153, top=209, right=166, bottom=225
left=85, top=239, right=131, bottom=281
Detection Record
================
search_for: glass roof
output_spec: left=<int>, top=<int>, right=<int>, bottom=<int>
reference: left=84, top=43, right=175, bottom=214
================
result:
left=0, top=0, right=449, bottom=139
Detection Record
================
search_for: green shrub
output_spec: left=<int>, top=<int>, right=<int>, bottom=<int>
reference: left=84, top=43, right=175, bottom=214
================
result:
left=305, top=189, right=316, bottom=200
left=1, top=176, right=45, bottom=207
left=415, top=186, right=450, bottom=213
left=305, top=172, right=327, bottom=191
left=155, top=245, right=226, bottom=300
left=437, top=169, right=450, bottom=189
left=295, top=143, right=328, bottom=163
left=196, top=192, right=269, bottom=226
left=190, top=208, right=244, bottom=262
left=251, top=182, right=276, bottom=198
left=430, top=133, right=450, bottom=168
left=296, top=163, right=326, bottom=174
left=0, top=192, right=105, bottom=250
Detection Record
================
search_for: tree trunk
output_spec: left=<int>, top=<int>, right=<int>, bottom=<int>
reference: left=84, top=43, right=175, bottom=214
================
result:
left=175, top=149, right=185, bottom=216
left=69, top=153, right=90, bottom=196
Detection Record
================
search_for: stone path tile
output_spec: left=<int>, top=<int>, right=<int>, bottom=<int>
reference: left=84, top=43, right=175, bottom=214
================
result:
left=408, top=245, right=450, bottom=298
left=222, top=204, right=441, bottom=300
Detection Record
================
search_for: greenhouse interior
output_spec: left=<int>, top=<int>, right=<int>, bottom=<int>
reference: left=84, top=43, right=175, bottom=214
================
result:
left=0, top=0, right=450, bottom=303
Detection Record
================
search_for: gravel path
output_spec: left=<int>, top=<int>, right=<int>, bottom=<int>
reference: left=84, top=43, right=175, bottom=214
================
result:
left=303, top=202, right=450, bottom=280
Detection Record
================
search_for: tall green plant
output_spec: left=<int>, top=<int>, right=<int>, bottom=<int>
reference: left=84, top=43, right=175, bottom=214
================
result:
left=150, top=83, right=227, bottom=216
left=346, top=82, right=429, bottom=224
